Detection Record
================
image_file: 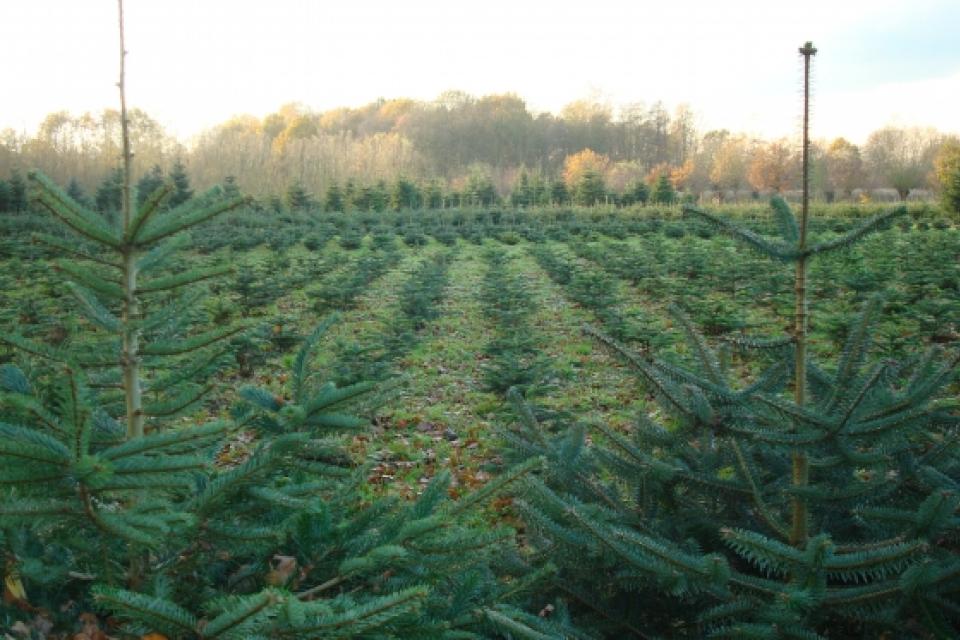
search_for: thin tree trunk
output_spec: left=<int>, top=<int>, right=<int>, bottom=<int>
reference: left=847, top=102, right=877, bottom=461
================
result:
left=117, top=0, right=144, bottom=440
left=791, top=41, right=817, bottom=546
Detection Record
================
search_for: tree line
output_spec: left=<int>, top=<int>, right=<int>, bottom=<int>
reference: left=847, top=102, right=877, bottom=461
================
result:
left=1, top=93, right=959, bottom=212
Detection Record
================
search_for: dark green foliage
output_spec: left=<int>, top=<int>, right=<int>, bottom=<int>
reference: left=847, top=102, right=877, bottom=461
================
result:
left=0, top=179, right=11, bottom=212
left=651, top=173, right=676, bottom=205
left=479, top=248, right=552, bottom=396
left=286, top=180, right=312, bottom=211
left=168, top=158, right=194, bottom=209
left=65, top=178, right=90, bottom=209
left=94, top=168, right=123, bottom=214
left=390, top=177, right=421, bottom=211
left=623, top=181, right=649, bottom=206
left=9, top=170, right=27, bottom=213
left=550, top=179, right=570, bottom=205
left=1, top=170, right=562, bottom=638
left=943, top=162, right=960, bottom=215
left=324, top=182, right=344, bottom=212
left=574, top=170, right=606, bottom=206
left=222, top=175, right=240, bottom=199
left=506, top=195, right=960, bottom=637
left=136, top=164, right=165, bottom=208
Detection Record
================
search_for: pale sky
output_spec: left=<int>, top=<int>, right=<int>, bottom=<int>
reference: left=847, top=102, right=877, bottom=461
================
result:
left=2, top=0, right=958, bottom=145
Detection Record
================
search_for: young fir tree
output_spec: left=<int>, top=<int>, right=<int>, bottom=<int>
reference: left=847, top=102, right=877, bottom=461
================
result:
left=506, top=42, right=960, bottom=638
left=168, top=158, right=194, bottom=209
left=0, top=3, right=565, bottom=637
left=135, top=164, right=165, bottom=208
left=0, top=179, right=11, bottom=212
left=9, top=169, right=27, bottom=214
left=222, top=175, right=240, bottom=199
left=95, top=168, right=124, bottom=214
left=651, top=173, right=676, bottom=205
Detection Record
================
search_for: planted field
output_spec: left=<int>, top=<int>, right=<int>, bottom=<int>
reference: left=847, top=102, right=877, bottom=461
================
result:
left=2, top=205, right=957, bottom=487
left=2, top=199, right=959, bottom=638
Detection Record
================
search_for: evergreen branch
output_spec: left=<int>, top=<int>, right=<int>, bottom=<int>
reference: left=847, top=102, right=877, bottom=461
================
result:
left=65, top=282, right=120, bottom=332
left=95, top=511, right=166, bottom=546
left=730, top=439, right=790, bottom=539
left=305, top=412, right=366, bottom=430
left=292, top=315, right=340, bottom=403
left=94, top=473, right=196, bottom=491
left=191, top=446, right=283, bottom=515
left=831, top=361, right=891, bottom=433
left=753, top=393, right=833, bottom=430
left=141, top=323, right=249, bottom=356
left=585, top=324, right=697, bottom=420
left=0, top=332, right=75, bottom=364
left=591, top=420, right=677, bottom=479
left=770, top=196, right=799, bottom=244
left=683, top=205, right=799, bottom=261
left=137, top=264, right=233, bottom=294
left=0, top=466, right=65, bottom=485
left=507, top=386, right=548, bottom=447
left=134, top=195, right=246, bottom=246
left=1, top=392, right=63, bottom=434
left=720, top=334, right=794, bottom=351
left=821, top=580, right=902, bottom=605
left=92, top=586, right=199, bottom=635
left=134, top=290, right=203, bottom=333
left=31, top=232, right=122, bottom=269
left=28, top=171, right=121, bottom=248
left=100, top=421, right=229, bottom=460
left=304, top=380, right=378, bottom=418
left=825, top=295, right=883, bottom=411
left=0, top=422, right=72, bottom=465
left=55, top=260, right=126, bottom=300
left=824, top=540, right=927, bottom=581
left=287, top=586, right=427, bottom=634
left=446, top=456, right=543, bottom=516
left=0, top=364, right=32, bottom=394
left=143, top=384, right=213, bottom=417
left=137, top=234, right=189, bottom=274
left=806, top=206, right=906, bottom=256
left=203, top=522, right=281, bottom=542
left=737, top=361, right=790, bottom=399
left=146, top=347, right=231, bottom=392
left=202, top=590, right=279, bottom=639
left=669, top=304, right=724, bottom=386
left=0, top=498, right=79, bottom=518
left=846, top=405, right=935, bottom=437
left=483, top=609, right=555, bottom=640
left=112, top=454, right=208, bottom=474
left=721, top=527, right=804, bottom=576
left=125, top=182, right=172, bottom=243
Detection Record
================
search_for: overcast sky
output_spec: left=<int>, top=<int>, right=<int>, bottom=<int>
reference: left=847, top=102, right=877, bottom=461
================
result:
left=2, top=0, right=958, bottom=145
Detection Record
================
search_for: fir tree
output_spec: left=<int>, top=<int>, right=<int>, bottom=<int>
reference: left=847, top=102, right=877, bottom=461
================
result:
left=94, top=167, right=124, bottom=214
left=167, top=158, right=194, bottom=209
left=550, top=178, right=570, bottom=205
left=222, top=175, right=240, bottom=199
left=285, top=180, right=312, bottom=211
left=66, top=177, right=90, bottom=208
left=0, top=179, right=11, bottom=212
left=574, top=170, right=606, bottom=206
left=135, top=164, right=164, bottom=208
left=0, top=6, right=560, bottom=636
left=390, top=177, right=421, bottom=211
left=624, top=180, right=650, bottom=206
left=651, top=172, right=676, bottom=205
left=506, top=42, right=960, bottom=638
left=324, top=181, right=343, bottom=212
left=9, top=169, right=27, bottom=214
